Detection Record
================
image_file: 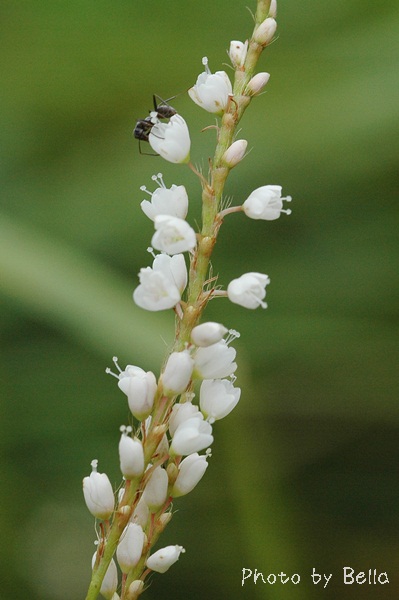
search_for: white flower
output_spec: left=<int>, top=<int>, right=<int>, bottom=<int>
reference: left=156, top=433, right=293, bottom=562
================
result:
left=140, top=173, right=188, bottom=221
left=246, top=72, right=270, bottom=96
left=242, top=185, right=292, bottom=220
left=200, top=379, right=241, bottom=422
left=222, top=139, right=248, bottom=167
left=133, top=253, right=187, bottom=311
left=152, top=215, right=197, bottom=255
left=92, top=553, right=118, bottom=600
left=142, top=466, right=169, bottom=511
left=172, top=453, right=209, bottom=497
left=188, top=57, right=232, bottom=115
left=227, top=272, right=270, bottom=309
left=171, top=417, right=214, bottom=456
left=229, top=40, right=248, bottom=67
left=194, top=339, right=237, bottom=379
left=149, top=114, right=190, bottom=164
left=146, top=545, right=185, bottom=574
left=118, top=426, right=145, bottom=479
left=116, top=523, right=145, bottom=574
left=162, top=350, right=194, bottom=394
left=114, top=362, right=157, bottom=420
left=83, top=459, right=114, bottom=520
left=169, top=401, right=202, bottom=437
left=191, top=321, right=228, bottom=347
left=254, top=17, right=277, bottom=45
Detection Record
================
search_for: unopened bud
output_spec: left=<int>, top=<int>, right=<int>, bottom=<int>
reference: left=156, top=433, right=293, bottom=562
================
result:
left=247, top=72, right=270, bottom=96
left=222, top=139, right=248, bottom=168
left=126, top=580, right=144, bottom=600
left=253, top=17, right=277, bottom=46
left=269, top=0, right=277, bottom=18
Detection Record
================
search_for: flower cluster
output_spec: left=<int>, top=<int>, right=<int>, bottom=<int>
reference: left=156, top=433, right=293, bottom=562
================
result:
left=83, top=2, right=292, bottom=598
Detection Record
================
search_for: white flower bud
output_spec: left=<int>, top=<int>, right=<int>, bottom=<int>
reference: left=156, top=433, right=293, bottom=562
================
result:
left=172, top=453, right=209, bottom=497
left=222, top=139, right=247, bottom=168
left=227, top=272, right=270, bottom=309
left=116, top=523, right=145, bottom=574
left=269, top=0, right=277, bottom=18
left=146, top=545, right=185, bottom=574
left=229, top=40, right=248, bottom=67
left=91, top=552, right=118, bottom=600
left=140, top=173, right=188, bottom=221
left=162, top=350, right=194, bottom=395
left=127, top=581, right=144, bottom=599
left=133, top=253, right=187, bottom=311
left=142, top=466, right=169, bottom=511
left=191, top=321, right=228, bottom=347
left=247, top=72, right=270, bottom=96
left=118, top=427, right=145, bottom=479
left=130, top=496, right=149, bottom=528
left=83, top=460, right=114, bottom=520
left=116, top=365, right=157, bottom=420
left=152, top=215, right=197, bottom=255
left=188, top=57, right=232, bottom=115
left=253, top=17, right=277, bottom=46
left=194, top=340, right=237, bottom=379
left=149, top=114, right=190, bottom=164
left=243, top=185, right=292, bottom=220
left=169, top=401, right=202, bottom=437
left=171, top=417, right=214, bottom=456
left=200, top=379, right=241, bottom=422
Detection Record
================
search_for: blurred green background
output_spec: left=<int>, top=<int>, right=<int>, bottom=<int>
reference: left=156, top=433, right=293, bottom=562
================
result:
left=1, top=1, right=398, bottom=599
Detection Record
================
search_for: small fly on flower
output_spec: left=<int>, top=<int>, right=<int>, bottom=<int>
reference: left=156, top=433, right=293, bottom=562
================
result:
left=133, top=95, right=177, bottom=153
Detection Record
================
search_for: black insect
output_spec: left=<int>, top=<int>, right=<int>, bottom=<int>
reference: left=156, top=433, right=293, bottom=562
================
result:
left=133, top=95, right=177, bottom=151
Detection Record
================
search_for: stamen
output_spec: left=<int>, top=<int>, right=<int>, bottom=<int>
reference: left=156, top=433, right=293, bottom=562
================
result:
left=151, top=173, right=166, bottom=189
left=226, top=329, right=241, bottom=344
left=113, top=356, right=122, bottom=373
left=202, top=56, right=211, bottom=74
left=205, top=448, right=212, bottom=458
left=140, top=185, right=152, bottom=197
left=90, top=459, right=98, bottom=472
left=147, top=246, right=156, bottom=258
left=281, top=208, right=292, bottom=215
left=105, top=367, right=119, bottom=380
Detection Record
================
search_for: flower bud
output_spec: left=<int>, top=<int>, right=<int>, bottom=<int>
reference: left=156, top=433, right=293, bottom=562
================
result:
left=146, top=545, right=185, bottom=574
left=229, top=40, right=248, bottom=67
left=269, top=0, right=277, bottom=18
left=152, top=215, right=197, bottom=255
left=200, top=379, right=241, bottom=422
left=162, top=350, right=194, bottom=394
left=92, top=552, right=118, bottom=600
left=246, top=72, right=270, bottom=96
left=172, top=453, right=209, bottom=497
left=142, top=466, right=169, bottom=511
left=83, top=460, right=114, bottom=520
left=171, top=417, right=213, bottom=456
left=227, top=272, right=270, bottom=309
left=222, top=139, right=247, bottom=168
left=116, top=523, right=145, bottom=573
left=119, top=427, right=145, bottom=479
left=130, top=496, right=149, bottom=528
left=191, top=321, right=228, bottom=347
left=127, top=580, right=144, bottom=600
left=149, top=114, right=191, bottom=164
left=253, top=17, right=277, bottom=45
